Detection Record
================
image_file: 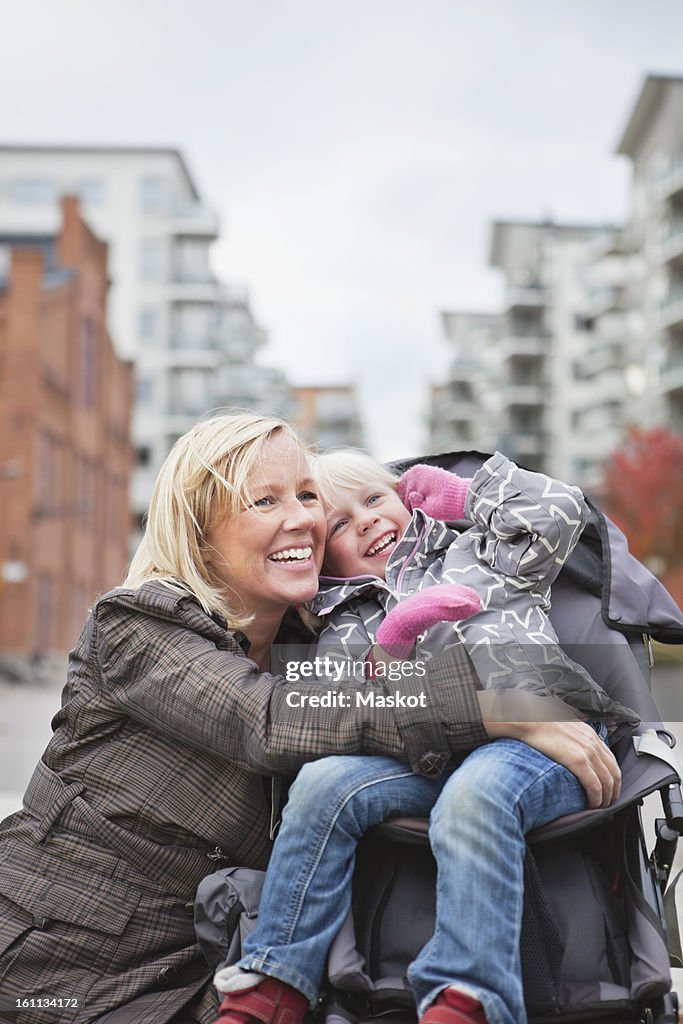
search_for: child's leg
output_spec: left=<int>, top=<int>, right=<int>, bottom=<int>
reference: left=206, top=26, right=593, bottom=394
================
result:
left=235, top=755, right=447, bottom=1002
left=408, top=739, right=590, bottom=1024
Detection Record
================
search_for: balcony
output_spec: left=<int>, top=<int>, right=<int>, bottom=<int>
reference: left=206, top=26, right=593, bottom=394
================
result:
left=659, top=349, right=683, bottom=396
left=505, top=285, right=546, bottom=312
left=500, top=381, right=546, bottom=407
left=497, top=335, right=547, bottom=362
left=655, top=153, right=683, bottom=203
left=447, top=357, right=480, bottom=381
left=584, top=284, right=629, bottom=321
left=658, top=291, right=683, bottom=332
left=168, top=202, right=219, bottom=239
left=167, top=276, right=221, bottom=303
left=659, top=221, right=683, bottom=267
left=442, top=398, right=478, bottom=424
left=574, top=341, right=623, bottom=379
left=507, top=432, right=546, bottom=457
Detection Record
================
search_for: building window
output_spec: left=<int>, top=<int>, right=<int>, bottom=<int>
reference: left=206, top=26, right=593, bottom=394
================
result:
left=10, top=178, right=58, bottom=204
left=170, top=368, right=212, bottom=415
left=139, top=238, right=166, bottom=281
left=140, top=175, right=168, bottom=214
left=173, top=238, right=211, bottom=282
left=78, top=317, right=98, bottom=408
left=138, top=307, right=158, bottom=338
left=74, top=455, right=95, bottom=525
left=135, top=375, right=155, bottom=404
left=33, top=575, right=57, bottom=655
left=35, top=431, right=63, bottom=517
left=76, top=178, right=105, bottom=206
left=172, top=303, right=215, bottom=348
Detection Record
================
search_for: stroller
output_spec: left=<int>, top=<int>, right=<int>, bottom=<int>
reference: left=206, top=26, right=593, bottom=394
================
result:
left=196, top=450, right=683, bottom=1024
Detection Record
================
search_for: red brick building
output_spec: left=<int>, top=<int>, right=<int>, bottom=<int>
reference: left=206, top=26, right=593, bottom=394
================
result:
left=0, top=196, right=133, bottom=658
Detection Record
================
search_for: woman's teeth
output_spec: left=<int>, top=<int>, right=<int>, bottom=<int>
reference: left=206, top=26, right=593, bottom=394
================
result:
left=269, top=546, right=313, bottom=562
left=367, top=533, right=396, bottom=557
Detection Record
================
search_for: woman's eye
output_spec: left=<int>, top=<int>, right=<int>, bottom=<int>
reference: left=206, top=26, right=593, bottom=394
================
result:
left=253, top=496, right=274, bottom=508
left=298, top=490, right=318, bottom=503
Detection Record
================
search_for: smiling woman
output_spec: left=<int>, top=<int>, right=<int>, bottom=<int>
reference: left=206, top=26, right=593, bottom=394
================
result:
left=0, top=410, right=487, bottom=1024
left=203, top=433, right=326, bottom=667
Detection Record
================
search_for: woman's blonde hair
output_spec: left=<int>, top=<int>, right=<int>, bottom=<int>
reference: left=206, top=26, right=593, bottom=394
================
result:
left=124, top=410, right=304, bottom=627
left=311, top=448, right=400, bottom=508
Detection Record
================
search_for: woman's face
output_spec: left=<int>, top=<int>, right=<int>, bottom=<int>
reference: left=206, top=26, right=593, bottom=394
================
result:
left=205, top=433, right=326, bottom=621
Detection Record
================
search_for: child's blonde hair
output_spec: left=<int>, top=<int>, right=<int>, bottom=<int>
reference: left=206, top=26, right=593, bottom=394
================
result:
left=124, top=410, right=306, bottom=627
left=311, top=449, right=400, bottom=508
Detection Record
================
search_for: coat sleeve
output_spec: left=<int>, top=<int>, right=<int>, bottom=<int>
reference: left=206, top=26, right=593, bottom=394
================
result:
left=464, top=451, right=590, bottom=586
left=93, top=591, right=486, bottom=777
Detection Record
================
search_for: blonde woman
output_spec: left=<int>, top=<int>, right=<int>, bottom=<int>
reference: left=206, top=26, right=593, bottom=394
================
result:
left=0, top=413, right=487, bottom=1024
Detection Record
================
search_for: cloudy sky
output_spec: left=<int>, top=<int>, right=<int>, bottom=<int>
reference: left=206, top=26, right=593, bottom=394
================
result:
left=2, top=0, right=683, bottom=457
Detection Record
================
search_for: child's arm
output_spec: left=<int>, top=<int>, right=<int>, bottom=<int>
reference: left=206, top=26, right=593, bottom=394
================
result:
left=465, top=452, right=589, bottom=586
left=398, top=464, right=472, bottom=520
left=375, top=584, right=481, bottom=658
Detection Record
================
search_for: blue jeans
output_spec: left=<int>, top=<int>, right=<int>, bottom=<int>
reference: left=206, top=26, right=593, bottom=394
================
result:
left=238, top=739, right=594, bottom=1024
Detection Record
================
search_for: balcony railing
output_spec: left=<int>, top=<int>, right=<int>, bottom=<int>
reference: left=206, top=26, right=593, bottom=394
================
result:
left=169, top=202, right=219, bottom=237
left=654, top=152, right=683, bottom=202
left=659, top=221, right=683, bottom=265
left=497, top=335, right=547, bottom=361
left=658, top=290, right=683, bottom=331
left=659, top=348, right=683, bottom=395
left=505, top=285, right=546, bottom=311
left=499, top=382, right=546, bottom=407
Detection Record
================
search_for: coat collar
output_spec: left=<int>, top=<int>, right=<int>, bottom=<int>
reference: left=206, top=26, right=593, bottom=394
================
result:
left=308, top=509, right=461, bottom=617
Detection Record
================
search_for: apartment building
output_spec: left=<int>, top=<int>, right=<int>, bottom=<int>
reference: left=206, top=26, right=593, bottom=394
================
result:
left=430, top=222, right=612, bottom=480
left=0, top=197, right=133, bottom=659
left=292, top=385, right=364, bottom=450
left=428, top=75, right=683, bottom=491
left=617, top=74, right=683, bottom=437
left=0, top=145, right=288, bottom=527
left=427, top=312, right=499, bottom=455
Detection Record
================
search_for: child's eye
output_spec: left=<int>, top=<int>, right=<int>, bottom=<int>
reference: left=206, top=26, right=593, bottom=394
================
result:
left=329, top=518, right=347, bottom=536
left=367, top=494, right=382, bottom=506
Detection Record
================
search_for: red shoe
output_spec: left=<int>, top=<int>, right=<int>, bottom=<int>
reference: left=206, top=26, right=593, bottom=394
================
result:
left=419, top=987, right=487, bottom=1024
left=213, top=977, right=308, bottom=1024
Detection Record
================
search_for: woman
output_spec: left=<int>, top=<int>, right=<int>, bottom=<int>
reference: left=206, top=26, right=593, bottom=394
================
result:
left=0, top=412, right=488, bottom=1024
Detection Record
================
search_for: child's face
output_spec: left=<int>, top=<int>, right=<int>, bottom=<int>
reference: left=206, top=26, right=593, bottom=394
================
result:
left=322, top=481, right=412, bottom=579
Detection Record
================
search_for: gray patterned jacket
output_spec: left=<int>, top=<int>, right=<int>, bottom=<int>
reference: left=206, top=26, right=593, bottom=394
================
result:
left=309, top=452, right=638, bottom=724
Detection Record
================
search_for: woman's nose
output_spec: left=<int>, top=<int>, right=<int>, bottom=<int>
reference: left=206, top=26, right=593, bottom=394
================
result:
left=283, top=498, right=319, bottom=531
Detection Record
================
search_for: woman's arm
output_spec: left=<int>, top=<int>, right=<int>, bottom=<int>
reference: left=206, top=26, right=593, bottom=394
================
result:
left=93, top=587, right=487, bottom=778
left=481, top=696, right=621, bottom=809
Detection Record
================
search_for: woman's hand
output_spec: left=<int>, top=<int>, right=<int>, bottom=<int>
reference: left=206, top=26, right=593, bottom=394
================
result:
left=483, top=711, right=621, bottom=809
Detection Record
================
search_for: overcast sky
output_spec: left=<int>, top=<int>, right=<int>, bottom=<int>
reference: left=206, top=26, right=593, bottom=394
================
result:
left=2, top=0, right=683, bottom=457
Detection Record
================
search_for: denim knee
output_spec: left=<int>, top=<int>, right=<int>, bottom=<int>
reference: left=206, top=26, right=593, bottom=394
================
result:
left=283, top=757, right=353, bottom=817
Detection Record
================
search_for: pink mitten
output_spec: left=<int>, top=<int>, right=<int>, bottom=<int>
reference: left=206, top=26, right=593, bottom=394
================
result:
left=397, top=464, right=472, bottom=520
left=376, top=584, right=481, bottom=657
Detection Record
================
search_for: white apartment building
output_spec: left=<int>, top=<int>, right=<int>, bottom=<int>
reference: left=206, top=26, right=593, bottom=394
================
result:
left=427, top=312, right=499, bottom=455
left=429, top=75, right=683, bottom=492
left=617, top=75, right=683, bottom=438
left=0, top=145, right=290, bottom=526
left=292, top=385, right=364, bottom=450
left=429, top=221, right=613, bottom=481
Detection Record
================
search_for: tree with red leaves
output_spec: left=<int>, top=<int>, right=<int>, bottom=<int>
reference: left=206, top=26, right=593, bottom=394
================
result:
left=601, top=426, right=683, bottom=576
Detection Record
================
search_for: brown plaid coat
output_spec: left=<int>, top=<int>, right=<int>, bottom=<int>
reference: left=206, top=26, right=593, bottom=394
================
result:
left=0, top=581, right=485, bottom=1024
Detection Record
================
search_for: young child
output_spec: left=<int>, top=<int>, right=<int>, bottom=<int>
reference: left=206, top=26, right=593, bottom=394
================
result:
left=211, top=452, right=635, bottom=1024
